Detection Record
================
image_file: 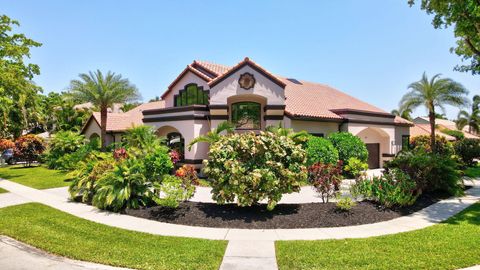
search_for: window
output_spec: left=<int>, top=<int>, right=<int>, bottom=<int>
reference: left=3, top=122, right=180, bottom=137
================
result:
left=231, top=102, right=261, bottom=129
left=174, top=84, right=208, bottom=107
left=310, top=133, right=324, bottom=138
left=402, top=135, right=410, bottom=150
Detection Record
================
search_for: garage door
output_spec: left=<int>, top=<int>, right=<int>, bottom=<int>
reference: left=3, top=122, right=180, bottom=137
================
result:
left=366, top=143, right=380, bottom=169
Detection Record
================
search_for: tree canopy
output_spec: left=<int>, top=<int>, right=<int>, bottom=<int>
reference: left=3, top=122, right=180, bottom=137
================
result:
left=409, top=0, right=480, bottom=75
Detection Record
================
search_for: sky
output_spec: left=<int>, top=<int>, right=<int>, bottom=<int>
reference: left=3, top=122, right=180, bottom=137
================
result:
left=2, top=0, right=479, bottom=119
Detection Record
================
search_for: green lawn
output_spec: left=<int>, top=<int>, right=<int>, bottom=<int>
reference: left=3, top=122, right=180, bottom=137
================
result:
left=465, top=164, right=480, bottom=178
left=0, top=187, right=7, bottom=194
left=0, top=203, right=227, bottom=270
left=276, top=203, right=480, bottom=270
left=0, top=165, right=71, bottom=189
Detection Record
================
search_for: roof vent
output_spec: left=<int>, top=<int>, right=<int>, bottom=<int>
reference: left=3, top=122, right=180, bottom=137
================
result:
left=287, top=78, right=302, bottom=85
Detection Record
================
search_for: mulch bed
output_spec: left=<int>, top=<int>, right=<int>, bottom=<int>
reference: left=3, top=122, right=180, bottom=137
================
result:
left=124, top=189, right=468, bottom=229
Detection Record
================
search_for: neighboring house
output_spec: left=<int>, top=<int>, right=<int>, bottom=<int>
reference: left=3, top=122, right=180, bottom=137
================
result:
left=74, top=102, right=124, bottom=113
left=410, top=123, right=456, bottom=141
left=413, top=117, right=479, bottom=140
left=84, top=57, right=410, bottom=169
left=81, top=101, right=165, bottom=145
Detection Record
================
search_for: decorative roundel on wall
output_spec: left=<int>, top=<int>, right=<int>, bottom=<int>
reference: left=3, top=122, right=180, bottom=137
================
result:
left=238, top=73, right=256, bottom=90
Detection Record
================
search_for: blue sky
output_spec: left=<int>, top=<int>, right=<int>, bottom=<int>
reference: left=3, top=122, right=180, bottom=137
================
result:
left=3, top=0, right=478, bottom=119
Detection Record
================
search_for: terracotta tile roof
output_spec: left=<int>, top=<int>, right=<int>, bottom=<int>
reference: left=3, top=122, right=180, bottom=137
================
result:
left=161, top=58, right=411, bottom=124
left=416, top=117, right=479, bottom=139
left=410, top=124, right=456, bottom=141
left=88, top=101, right=166, bottom=132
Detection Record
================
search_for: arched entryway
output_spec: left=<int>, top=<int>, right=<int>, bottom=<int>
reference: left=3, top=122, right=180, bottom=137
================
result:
left=156, top=126, right=185, bottom=160
left=355, top=127, right=390, bottom=169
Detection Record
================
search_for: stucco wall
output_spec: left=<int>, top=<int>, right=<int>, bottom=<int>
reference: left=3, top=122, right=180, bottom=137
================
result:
left=82, top=118, right=117, bottom=145
left=209, top=65, right=285, bottom=106
left=286, top=118, right=340, bottom=136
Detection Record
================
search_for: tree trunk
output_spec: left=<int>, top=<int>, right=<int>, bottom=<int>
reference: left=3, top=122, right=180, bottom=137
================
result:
left=100, top=106, right=108, bottom=151
left=428, top=110, right=436, bottom=153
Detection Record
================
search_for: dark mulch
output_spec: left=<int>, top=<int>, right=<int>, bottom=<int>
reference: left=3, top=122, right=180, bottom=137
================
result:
left=124, top=188, right=470, bottom=229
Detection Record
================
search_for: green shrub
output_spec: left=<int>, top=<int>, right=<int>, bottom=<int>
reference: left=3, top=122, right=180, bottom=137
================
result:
left=92, top=157, right=158, bottom=212
left=203, top=131, right=307, bottom=210
left=442, top=129, right=465, bottom=140
left=344, top=157, right=368, bottom=179
left=44, top=131, right=87, bottom=169
left=454, top=138, right=480, bottom=166
left=68, top=152, right=115, bottom=203
left=336, top=196, right=356, bottom=211
left=351, top=169, right=418, bottom=208
left=308, top=161, right=343, bottom=203
left=305, top=136, right=339, bottom=166
left=385, top=150, right=463, bottom=196
left=157, top=175, right=195, bottom=208
left=410, top=135, right=454, bottom=156
left=327, top=132, right=368, bottom=164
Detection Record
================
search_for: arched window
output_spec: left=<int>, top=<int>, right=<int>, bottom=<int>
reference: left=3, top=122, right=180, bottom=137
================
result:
left=231, top=102, right=261, bottom=130
left=174, top=84, right=209, bottom=107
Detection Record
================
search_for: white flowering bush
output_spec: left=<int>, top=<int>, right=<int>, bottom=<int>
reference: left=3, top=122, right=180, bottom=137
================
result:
left=203, top=131, right=307, bottom=210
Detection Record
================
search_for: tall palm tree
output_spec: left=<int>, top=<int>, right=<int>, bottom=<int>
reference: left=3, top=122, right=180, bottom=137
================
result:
left=69, top=70, right=140, bottom=150
left=188, top=121, right=234, bottom=151
left=399, top=73, right=468, bottom=152
left=457, top=95, right=480, bottom=134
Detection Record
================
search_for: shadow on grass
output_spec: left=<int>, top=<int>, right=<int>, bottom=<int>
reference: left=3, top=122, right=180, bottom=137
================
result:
left=443, top=203, right=480, bottom=225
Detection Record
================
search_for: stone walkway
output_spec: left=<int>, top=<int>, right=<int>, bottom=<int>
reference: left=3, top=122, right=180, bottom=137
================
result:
left=0, top=236, right=129, bottom=270
left=1, top=178, right=479, bottom=270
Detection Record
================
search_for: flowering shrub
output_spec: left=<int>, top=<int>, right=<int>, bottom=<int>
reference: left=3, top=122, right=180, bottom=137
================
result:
left=175, top=164, right=199, bottom=185
left=203, top=131, right=307, bottom=210
left=169, top=150, right=181, bottom=164
left=308, top=161, right=343, bottom=203
left=0, top=139, right=14, bottom=151
left=157, top=175, right=195, bottom=208
left=113, top=148, right=128, bottom=160
left=410, top=135, right=454, bottom=156
left=14, top=134, right=45, bottom=166
left=327, top=132, right=368, bottom=164
left=351, top=169, right=418, bottom=208
left=305, top=136, right=339, bottom=166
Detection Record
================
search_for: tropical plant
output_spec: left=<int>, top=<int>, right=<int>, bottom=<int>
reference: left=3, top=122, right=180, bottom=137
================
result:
left=344, top=157, right=368, bottom=180
left=68, top=70, right=140, bottom=150
left=454, top=138, right=480, bottom=166
left=14, top=134, right=45, bottom=166
left=68, top=152, right=115, bottom=203
left=175, top=164, right=199, bottom=185
left=399, top=73, right=468, bottom=152
left=351, top=169, right=418, bottom=208
left=456, top=95, right=479, bottom=134
left=308, top=161, right=343, bottom=203
left=305, top=136, right=339, bottom=166
left=410, top=135, right=454, bottom=156
left=327, top=132, right=368, bottom=164
left=391, top=107, right=413, bottom=121
left=336, top=195, right=356, bottom=212
left=203, top=131, right=307, bottom=210
left=92, top=157, right=157, bottom=212
left=385, top=150, right=463, bottom=196
left=44, top=131, right=87, bottom=169
left=122, top=125, right=161, bottom=150
left=188, top=121, right=234, bottom=151
left=265, top=123, right=310, bottom=145
left=157, top=175, right=195, bottom=208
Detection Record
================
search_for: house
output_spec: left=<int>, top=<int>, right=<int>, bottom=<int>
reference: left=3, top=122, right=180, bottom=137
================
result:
left=82, top=57, right=412, bottom=168
left=412, top=117, right=479, bottom=140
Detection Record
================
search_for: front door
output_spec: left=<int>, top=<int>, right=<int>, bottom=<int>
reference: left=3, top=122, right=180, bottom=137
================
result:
left=366, top=143, right=380, bottom=169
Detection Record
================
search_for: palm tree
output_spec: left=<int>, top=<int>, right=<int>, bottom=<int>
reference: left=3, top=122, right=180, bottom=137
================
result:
left=457, top=95, right=480, bottom=134
left=188, top=121, right=234, bottom=151
left=265, top=123, right=310, bottom=145
left=399, top=73, right=468, bottom=152
left=391, top=107, right=413, bottom=121
left=69, top=70, right=140, bottom=150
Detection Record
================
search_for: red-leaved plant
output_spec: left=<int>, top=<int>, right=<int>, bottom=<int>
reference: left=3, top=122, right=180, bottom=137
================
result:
left=308, top=161, right=343, bottom=203
left=14, top=135, right=45, bottom=167
left=113, top=148, right=128, bottom=160
left=169, top=150, right=182, bottom=164
left=175, top=164, right=199, bottom=185
left=0, top=139, right=15, bottom=151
